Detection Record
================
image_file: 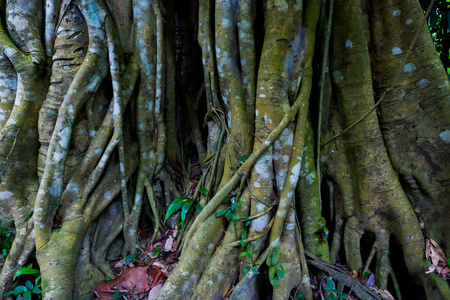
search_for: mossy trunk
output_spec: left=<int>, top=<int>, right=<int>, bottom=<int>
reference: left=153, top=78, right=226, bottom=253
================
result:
left=0, top=0, right=449, bottom=299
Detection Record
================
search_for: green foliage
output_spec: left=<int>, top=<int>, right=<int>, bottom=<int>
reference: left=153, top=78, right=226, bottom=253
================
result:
left=421, top=0, right=450, bottom=78
left=215, top=194, right=243, bottom=227
left=164, top=194, right=203, bottom=227
left=0, top=220, right=12, bottom=259
left=317, top=217, right=329, bottom=242
left=113, top=290, right=122, bottom=299
left=266, top=248, right=285, bottom=289
left=240, top=241, right=261, bottom=277
left=124, top=253, right=141, bottom=266
left=237, top=154, right=250, bottom=167
left=324, top=277, right=349, bottom=299
left=4, top=265, right=42, bottom=299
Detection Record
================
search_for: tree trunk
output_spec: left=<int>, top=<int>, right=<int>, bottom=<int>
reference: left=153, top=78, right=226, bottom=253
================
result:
left=0, top=0, right=449, bottom=299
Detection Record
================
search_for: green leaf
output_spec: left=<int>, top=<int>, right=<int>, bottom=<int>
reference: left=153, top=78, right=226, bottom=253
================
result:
left=243, top=266, right=250, bottom=276
left=221, top=197, right=232, bottom=204
left=245, top=220, right=251, bottom=227
left=14, top=268, right=40, bottom=280
left=270, top=276, right=280, bottom=289
left=181, top=198, right=195, bottom=223
left=215, top=209, right=228, bottom=218
left=268, top=266, right=276, bottom=279
left=363, top=272, right=370, bottom=279
left=324, top=288, right=331, bottom=292
left=297, top=292, right=306, bottom=300
left=251, top=267, right=259, bottom=274
left=25, top=280, right=33, bottom=290
left=231, top=201, right=239, bottom=210
left=271, top=248, right=280, bottom=266
left=338, top=294, right=349, bottom=299
left=195, top=203, right=203, bottom=213
left=276, top=268, right=284, bottom=279
left=241, top=230, right=246, bottom=239
left=233, top=213, right=237, bottom=226
left=327, top=277, right=334, bottom=289
left=240, top=239, right=245, bottom=247
left=26, top=211, right=33, bottom=221
left=113, top=290, right=122, bottom=300
left=125, top=256, right=132, bottom=265
left=280, top=264, right=284, bottom=275
left=132, top=253, right=140, bottom=261
left=238, top=155, right=250, bottom=167
left=17, top=294, right=23, bottom=300
left=447, top=258, right=450, bottom=266
left=240, top=251, right=250, bottom=257
left=31, top=286, right=41, bottom=294
left=225, top=210, right=233, bottom=220
left=35, top=275, right=41, bottom=285
left=328, top=294, right=338, bottom=300
left=164, top=196, right=190, bottom=222
left=23, top=290, right=31, bottom=300
left=198, top=188, right=209, bottom=195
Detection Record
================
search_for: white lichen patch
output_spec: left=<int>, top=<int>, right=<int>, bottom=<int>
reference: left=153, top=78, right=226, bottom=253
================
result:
left=406, top=18, right=413, bottom=25
left=255, top=203, right=266, bottom=214
left=94, top=148, right=103, bottom=156
left=252, top=214, right=269, bottom=231
left=0, top=191, right=13, bottom=200
left=305, top=172, right=316, bottom=185
left=287, top=191, right=294, bottom=199
left=270, top=237, right=280, bottom=247
left=264, top=140, right=271, bottom=146
left=439, top=130, right=450, bottom=144
left=276, top=169, right=287, bottom=187
left=67, top=182, right=80, bottom=194
left=332, top=70, right=343, bottom=84
left=104, top=191, right=112, bottom=199
left=254, top=150, right=273, bottom=182
left=222, top=19, right=232, bottom=29
left=392, top=47, right=402, bottom=55
left=259, top=94, right=266, bottom=98
left=416, top=78, right=430, bottom=88
left=275, top=0, right=288, bottom=12
left=289, top=162, right=301, bottom=187
left=403, top=63, right=416, bottom=73
left=392, top=9, right=401, bottom=16
left=345, top=39, right=353, bottom=48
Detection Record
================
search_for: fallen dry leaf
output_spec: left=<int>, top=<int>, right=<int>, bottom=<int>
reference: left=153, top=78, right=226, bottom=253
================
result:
left=95, top=266, right=151, bottom=299
left=147, top=283, right=163, bottom=300
left=164, top=235, right=174, bottom=251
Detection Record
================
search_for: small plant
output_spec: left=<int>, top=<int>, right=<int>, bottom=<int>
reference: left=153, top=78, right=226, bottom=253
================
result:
left=215, top=189, right=242, bottom=226
left=239, top=216, right=252, bottom=247
left=0, top=220, right=12, bottom=259
left=266, top=247, right=284, bottom=289
left=4, top=264, right=41, bottom=300
left=164, top=193, right=203, bottom=227
left=124, top=253, right=140, bottom=266
left=317, top=217, right=329, bottom=242
left=324, top=276, right=349, bottom=300
left=240, top=241, right=261, bottom=276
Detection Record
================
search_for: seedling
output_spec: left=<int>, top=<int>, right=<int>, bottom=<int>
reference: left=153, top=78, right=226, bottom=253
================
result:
left=164, top=194, right=203, bottom=228
left=324, top=276, right=349, bottom=299
left=4, top=264, right=42, bottom=300
left=266, top=247, right=285, bottom=289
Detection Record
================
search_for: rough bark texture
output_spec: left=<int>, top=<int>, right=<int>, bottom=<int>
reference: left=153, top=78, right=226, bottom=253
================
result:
left=0, top=0, right=449, bottom=299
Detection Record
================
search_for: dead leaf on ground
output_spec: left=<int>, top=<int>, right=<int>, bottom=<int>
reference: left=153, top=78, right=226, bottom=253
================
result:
left=95, top=266, right=151, bottom=299
left=147, top=283, right=163, bottom=300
